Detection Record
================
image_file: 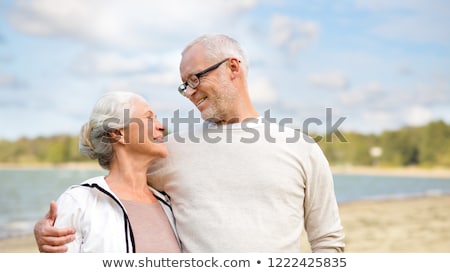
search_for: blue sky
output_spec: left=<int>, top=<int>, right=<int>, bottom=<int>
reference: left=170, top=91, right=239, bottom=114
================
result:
left=0, top=0, right=449, bottom=140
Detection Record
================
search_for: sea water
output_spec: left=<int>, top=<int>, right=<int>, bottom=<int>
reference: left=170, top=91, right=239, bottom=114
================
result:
left=1, top=168, right=450, bottom=239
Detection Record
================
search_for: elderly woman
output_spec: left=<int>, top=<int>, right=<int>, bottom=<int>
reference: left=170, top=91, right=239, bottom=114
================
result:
left=51, top=91, right=180, bottom=252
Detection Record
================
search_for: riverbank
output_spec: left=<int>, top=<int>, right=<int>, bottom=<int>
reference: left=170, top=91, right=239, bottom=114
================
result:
left=0, top=162, right=101, bottom=170
left=332, top=165, right=450, bottom=178
left=1, top=194, right=449, bottom=253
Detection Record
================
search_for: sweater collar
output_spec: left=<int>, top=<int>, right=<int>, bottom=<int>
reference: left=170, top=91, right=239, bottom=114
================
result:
left=204, top=116, right=264, bottom=130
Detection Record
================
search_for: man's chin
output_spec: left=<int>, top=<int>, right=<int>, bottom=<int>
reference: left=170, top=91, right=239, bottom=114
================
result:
left=200, top=110, right=213, bottom=121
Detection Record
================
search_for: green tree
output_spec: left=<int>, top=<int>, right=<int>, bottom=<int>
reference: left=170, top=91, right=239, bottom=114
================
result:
left=417, top=120, right=450, bottom=167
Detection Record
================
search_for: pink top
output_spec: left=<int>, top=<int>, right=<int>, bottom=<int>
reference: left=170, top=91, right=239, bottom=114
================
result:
left=121, top=200, right=181, bottom=253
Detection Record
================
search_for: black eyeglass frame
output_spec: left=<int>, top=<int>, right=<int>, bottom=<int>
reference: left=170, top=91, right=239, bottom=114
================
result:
left=178, top=58, right=230, bottom=96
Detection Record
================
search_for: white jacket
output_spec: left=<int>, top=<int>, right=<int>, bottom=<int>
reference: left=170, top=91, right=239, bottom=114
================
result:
left=54, top=176, right=179, bottom=252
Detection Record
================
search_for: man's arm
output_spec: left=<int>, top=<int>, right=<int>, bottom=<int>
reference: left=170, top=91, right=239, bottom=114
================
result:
left=33, top=201, right=76, bottom=253
left=304, top=144, right=345, bottom=253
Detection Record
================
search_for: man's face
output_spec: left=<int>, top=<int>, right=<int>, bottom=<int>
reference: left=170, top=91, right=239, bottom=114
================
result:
left=179, top=45, right=236, bottom=122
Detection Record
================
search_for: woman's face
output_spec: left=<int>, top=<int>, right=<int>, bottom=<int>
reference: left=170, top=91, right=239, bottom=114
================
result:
left=121, top=98, right=168, bottom=159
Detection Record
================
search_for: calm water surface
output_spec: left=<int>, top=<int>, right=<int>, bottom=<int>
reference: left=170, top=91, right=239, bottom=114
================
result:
left=1, top=168, right=450, bottom=239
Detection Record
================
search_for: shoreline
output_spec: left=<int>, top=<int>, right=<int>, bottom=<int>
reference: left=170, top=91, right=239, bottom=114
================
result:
left=0, top=162, right=102, bottom=170
left=2, top=163, right=450, bottom=178
left=332, top=165, right=450, bottom=178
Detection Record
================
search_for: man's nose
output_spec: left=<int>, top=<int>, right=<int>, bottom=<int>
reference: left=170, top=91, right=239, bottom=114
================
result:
left=185, top=86, right=196, bottom=98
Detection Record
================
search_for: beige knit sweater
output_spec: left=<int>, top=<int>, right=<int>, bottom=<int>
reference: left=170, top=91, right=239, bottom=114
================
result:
left=148, top=118, right=345, bottom=253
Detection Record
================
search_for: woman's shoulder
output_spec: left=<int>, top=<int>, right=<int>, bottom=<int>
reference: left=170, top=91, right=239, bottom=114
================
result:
left=58, top=176, right=106, bottom=201
left=79, top=175, right=106, bottom=186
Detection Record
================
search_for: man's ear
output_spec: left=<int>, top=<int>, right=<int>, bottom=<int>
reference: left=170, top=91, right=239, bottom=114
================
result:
left=229, top=58, right=240, bottom=73
left=229, top=58, right=241, bottom=80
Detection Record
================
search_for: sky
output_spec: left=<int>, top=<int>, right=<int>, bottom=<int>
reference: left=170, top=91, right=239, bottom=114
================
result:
left=0, top=0, right=449, bottom=140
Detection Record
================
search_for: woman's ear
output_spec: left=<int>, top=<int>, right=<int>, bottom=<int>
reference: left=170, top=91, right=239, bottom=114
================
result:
left=109, top=129, right=124, bottom=144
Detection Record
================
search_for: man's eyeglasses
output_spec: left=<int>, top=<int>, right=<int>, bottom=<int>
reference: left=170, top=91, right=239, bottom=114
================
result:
left=178, top=58, right=229, bottom=96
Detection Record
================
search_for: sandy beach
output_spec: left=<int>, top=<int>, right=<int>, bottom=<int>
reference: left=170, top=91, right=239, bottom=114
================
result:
left=312, top=194, right=449, bottom=252
left=1, top=193, right=449, bottom=253
left=338, top=194, right=450, bottom=253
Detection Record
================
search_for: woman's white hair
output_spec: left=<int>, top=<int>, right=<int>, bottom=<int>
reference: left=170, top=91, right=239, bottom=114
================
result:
left=79, top=91, right=145, bottom=170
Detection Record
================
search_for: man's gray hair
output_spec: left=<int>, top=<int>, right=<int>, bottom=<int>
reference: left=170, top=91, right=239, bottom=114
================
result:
left=182, top=33, right=249, bottom=76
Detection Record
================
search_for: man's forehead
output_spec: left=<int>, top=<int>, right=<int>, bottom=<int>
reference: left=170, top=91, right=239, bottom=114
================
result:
left=180, top=49, right=205, bottom=76
left=181, top=44, right=203, bottom=63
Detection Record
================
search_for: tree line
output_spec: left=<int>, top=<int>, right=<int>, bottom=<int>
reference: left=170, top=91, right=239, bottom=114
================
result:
left=317, top=120, right=450, bottom=168
left=1, top=120, right=449, bottom=167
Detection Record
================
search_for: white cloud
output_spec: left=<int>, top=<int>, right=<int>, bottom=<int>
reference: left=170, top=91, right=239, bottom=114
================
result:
left=339, top=81, right=383, bottom=105
left=398, top=63, right=414, bottom=76
left=72, top=51, right=159, bottom=76
left=403, top=105, right=434, bottom=126
left=102, top=79, right=138, bottom=94
left=307, top=71, right=349, bottom=90
left=374, top=15, right=450, bottom=45
left=1, top=0, right=449, bottom=140
left=138, top=71, right=180, bottom=87
left=269, top=14, right=319, bottom=55
left=359, top=110, right=397, bottom=132
left=355, top=0, right=450, bottom=44
left=0, top=74, right=23, bottom=89
left=8, top=0, right=258, bottom=50
left=355, top=0, right=449, bottom=14
left=248, top=77, right=278, bottom=104
left=413, top=78, right=450, bottom=105
left=0, top=74, right=15, bottom=87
